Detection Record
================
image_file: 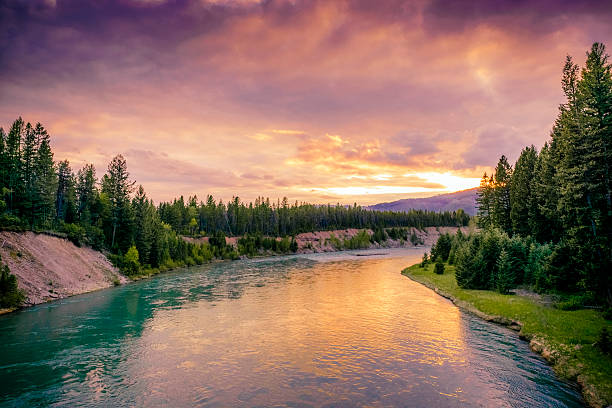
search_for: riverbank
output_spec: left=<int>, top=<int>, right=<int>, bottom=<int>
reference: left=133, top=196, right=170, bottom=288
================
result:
left=2, top=227, right=466, bottom=312
left=0, top=231, right=127, bottom=309
left=402, top=263, right=612, bottom=408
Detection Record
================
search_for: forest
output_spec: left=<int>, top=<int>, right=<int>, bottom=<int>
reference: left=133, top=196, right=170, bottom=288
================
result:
left=426, top=43, right=611, bottom=309
left=0, top=120, right=468, bottom=296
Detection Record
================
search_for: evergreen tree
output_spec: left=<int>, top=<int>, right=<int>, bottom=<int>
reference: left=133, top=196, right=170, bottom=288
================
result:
left=510, top=145, right=537, bottom=236
left=56, top=160, right=77, bottom=223
left=555, top=44, right=612, bottom=302
left=434, top=257, right=445, bottom=274
left=0, top=128, right=6, bottom=193
left=30, top=124, right=56, bottom=226
left=32, top=135, right=56, bottom=226
left=132, top=186, right=156, bottom=265
left=102, top=155, right=135, bottom=251
left=76, top=163, right=97, bottom=224
left=476, top=173, right=493, bottom=228
left=5, top=118, right=24, bottom=214
left=495, top=249, right=515, bottom=294
left=20, top=122, right=37, bottom=224
left=491, top=155, right=513, bottom=234
left=530, top=142, right=560, bottom=242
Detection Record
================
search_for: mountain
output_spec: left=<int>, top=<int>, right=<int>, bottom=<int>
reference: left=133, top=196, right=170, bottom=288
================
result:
left=368, top=187, right=479, bottom=216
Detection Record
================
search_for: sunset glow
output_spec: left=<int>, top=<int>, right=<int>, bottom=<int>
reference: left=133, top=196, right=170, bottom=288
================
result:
left=2, top=0, right=611, bottom=204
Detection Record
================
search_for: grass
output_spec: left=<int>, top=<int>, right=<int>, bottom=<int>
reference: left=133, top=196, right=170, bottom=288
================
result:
left=403, top=262, right=612, bottom=407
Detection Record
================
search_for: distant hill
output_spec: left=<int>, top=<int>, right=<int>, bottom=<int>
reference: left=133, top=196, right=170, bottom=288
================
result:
left=368, top=188, right=479, bottom=216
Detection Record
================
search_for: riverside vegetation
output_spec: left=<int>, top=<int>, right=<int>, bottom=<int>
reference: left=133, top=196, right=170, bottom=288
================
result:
left=412, top=43, right=612, bottom=407
left=0, top=120, right=468, bottom=305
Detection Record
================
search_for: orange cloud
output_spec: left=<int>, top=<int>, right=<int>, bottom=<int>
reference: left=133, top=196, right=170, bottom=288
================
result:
left=1, top=0, right=610, bottom=204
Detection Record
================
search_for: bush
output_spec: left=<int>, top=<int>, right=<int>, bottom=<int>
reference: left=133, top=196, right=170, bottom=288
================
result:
left=0, top=255, right=25, bottom=308
left=434, top=258, right=445, bottom=275
left=545, top=240, right=579, bottom=293
left=555, top=294, right=595, bottom=311
left=431, top=233, right=452, bottom=262
left=326, top=233, right=343, bottom=250
left=123, top=246, right=141, bottom=276
left=495, top=249, right=515, bottom=294
left=371, top=227, right=387, bottom=243
left=62, top=223, right=86, bottom=247
left=595, top=327, right=611, bottom=355
left=526, top=242, right=553, bottom=291
left=420, top=252, right=429, bottom=268
left=85, top=225, right=105, bottom=250
left=0, top=213, right=23, bottom=230
left=343, top=230, right=371, bottom=249
left=410, top=232, right=423, bottom=246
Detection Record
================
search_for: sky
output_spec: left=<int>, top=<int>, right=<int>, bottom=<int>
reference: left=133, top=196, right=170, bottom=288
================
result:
left=1, top=0, right=611, bottom=205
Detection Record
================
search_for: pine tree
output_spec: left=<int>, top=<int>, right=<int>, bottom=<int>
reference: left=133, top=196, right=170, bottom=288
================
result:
left=33, top=135, right=56, bottom=226
left=20, top=122, right=37, bottom=224
left=76, top=163, right=97, bottom=224
left=102, top=155, right=135, bottom=250
left=491, top=155, right=513, bottom=234
left=56, top=160, right=77, bottom=223
left=495, top=249, right=515, bottom=294
left=510, top=145, right=537, bottom=236
left=132, top=185, right=155, bottom=265
left=530, top=141, right=560, bottom=242
left=476, top=173, right=493, bottom=228
left=0, top=128, right=7, bottom=199
left=555, top=44, right=612, bottom=302
left=5, top=118, right=24, bottom=214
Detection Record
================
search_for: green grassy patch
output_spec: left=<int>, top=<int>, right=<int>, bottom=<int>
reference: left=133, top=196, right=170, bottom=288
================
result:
left=403, top=263, right=612, bottom=407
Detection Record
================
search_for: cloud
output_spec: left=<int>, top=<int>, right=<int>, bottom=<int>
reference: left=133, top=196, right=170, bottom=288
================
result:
left=124, top=149, right=241, bottom=187
left=460, top=124, right=532, bottom=168
left=1, top=0, right=611, bottom=203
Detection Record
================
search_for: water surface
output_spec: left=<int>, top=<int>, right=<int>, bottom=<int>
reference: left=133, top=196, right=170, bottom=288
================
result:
left=0, top=248, right=583, bottom=407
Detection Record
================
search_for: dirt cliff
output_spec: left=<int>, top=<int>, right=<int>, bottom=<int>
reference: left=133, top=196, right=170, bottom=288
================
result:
left=0, top=231, right=127, bottom=306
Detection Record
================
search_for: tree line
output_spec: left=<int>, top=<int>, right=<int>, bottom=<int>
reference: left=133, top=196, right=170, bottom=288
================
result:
left=0, top=120, right=469, bottom=281
left=428, top=43, right=611, bottom=307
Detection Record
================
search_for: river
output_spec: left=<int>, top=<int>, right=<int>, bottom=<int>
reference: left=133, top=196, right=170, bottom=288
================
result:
left=0, top=248, right=583, bottom=407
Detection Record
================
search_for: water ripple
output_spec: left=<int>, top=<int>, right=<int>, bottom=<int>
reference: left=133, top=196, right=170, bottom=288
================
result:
left=0, top=248, right=583, bottom=407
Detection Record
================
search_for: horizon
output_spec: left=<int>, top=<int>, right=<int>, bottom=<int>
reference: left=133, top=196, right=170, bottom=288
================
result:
left=2, top=0, right=611, bottom=205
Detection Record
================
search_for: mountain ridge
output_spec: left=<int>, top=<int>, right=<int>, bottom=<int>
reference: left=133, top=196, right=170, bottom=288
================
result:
left=368, top=187, right=479, bottom=215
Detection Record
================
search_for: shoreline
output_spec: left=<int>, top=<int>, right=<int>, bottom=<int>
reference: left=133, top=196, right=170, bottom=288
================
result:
left=1, top=244, right=427, bottom=316
left=402, top=263, right=611, bottom=408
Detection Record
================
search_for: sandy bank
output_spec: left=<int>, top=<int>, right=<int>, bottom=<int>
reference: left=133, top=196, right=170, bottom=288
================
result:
left=183, top=226, right=469, bottom=253
left=0, top=231, right=127, bottom=307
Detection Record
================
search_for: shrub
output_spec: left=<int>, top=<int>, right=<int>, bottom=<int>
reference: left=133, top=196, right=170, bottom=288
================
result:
left=85, top=225, right=105, bottom=250
left=371, top=227, right=387, bottom=243
left=62, top=223, right=86, bottom=247
left=0, top=255, right=25, bottom=308
left=343, top=230, right=371, bottom=249
left=326, top=233, right=343, bottom=250
left=420, top=252, right=429, bottom=268
left=434, top=258, right=445, bottom=275
left=595, top=327, right=611, bottom=355
left=0, top=213, right=23, bottom=230
left=545, top=240, right=579, bottom=293
left=495, top=249, right=515, bottom=294
left=504, top=236, right=527, bottom=285
left=432, top=233, right=452, bottom=262
left=410, top=232, right=423, bottom=246
left=123, top=246, right=141, bottom=276
left=526, top=242, right=554, bottom=291
left=555, top=294, right=595, bottom=311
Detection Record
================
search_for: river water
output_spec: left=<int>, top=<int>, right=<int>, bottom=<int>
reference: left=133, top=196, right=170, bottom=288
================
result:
left=0, top=248, right=583, bottom=407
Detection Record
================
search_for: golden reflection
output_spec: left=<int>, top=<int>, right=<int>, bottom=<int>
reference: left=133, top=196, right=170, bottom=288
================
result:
left=126, top=253, right=470, bottom=405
